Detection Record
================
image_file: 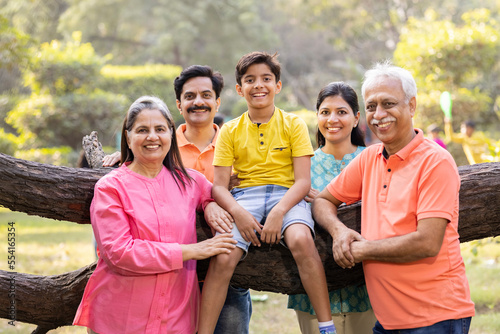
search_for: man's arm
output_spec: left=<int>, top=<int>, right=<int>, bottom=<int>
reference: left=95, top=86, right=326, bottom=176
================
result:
left=312, top=189, right=364, bottom=268
left=260, top=156, right=311, bottom=244
left=350, top=217, right=448, bottom=263
left=212, top=165, right=263, bottom=246
left=444, top=117, right=463, bottom=144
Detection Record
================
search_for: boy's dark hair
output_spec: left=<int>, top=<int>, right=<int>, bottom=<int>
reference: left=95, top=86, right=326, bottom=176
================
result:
left=315, top=82, right=365, bottom=148
left=464, top=120, right=476, bottom=129
left=174, top=65, right=224, bottom=101
left=235, top=51, right=281, bottom=86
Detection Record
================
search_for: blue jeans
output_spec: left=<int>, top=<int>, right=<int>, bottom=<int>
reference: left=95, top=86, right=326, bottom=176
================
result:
left=214, top=285, right=252, bottom=334
left=373, top=318, right=472, bottom=334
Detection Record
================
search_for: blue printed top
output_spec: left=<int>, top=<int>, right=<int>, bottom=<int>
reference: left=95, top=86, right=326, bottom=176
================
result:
left=287, top=146, right=372, bottom=315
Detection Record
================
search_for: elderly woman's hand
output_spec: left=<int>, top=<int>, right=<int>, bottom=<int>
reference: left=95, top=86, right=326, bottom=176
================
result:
left=181, top=234, right=237, bottom=261
left=204, top=202, right=234, bottom=234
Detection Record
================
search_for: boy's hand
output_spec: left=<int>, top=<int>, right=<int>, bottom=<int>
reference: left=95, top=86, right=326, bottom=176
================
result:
left=204, top=202, right=234, bottom=234
left=103, top=151, right=121, bottom=167
left=233, top=207, right=263, bottom=247
left=228, top=173, right=241, bottom=190
left=260, top=208, right=284, bottom=244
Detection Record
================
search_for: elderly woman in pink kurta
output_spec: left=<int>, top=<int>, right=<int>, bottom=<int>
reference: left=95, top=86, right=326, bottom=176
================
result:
left=73, top=96, right=236, bottom=334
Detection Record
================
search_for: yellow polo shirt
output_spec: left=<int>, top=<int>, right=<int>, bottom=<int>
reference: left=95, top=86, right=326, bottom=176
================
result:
left=213, top=107, right=313, bottom=188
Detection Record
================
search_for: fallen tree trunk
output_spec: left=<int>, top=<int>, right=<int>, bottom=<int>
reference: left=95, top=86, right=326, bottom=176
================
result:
left=0, top=152, right=499, bottom=332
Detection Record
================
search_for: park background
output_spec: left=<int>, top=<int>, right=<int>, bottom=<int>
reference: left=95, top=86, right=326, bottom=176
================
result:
left=0, top=0, right=499, bottom=332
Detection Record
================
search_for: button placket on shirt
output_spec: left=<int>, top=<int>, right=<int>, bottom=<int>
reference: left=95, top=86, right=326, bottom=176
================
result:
left=379, top=157, right=396, bottom=202
left=145, top=179, right=171, bottom=332
left=258, top=124, right=267, bottom=151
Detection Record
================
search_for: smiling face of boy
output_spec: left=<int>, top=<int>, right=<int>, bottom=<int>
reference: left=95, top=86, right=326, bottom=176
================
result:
left=236, top=63, right=282, bottom=119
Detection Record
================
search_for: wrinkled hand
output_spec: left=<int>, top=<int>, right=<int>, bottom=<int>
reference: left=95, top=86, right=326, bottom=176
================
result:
left=332, top=227, right=364, bottom=269
left=102, top=151, right=121, bottom=167
left=228, top=173, right=241, bottom=190
left=260, top=208, right=284, bottom=244
left=233, top=208, right=263, bottom=247
left=192, top=234, right=237, bottom=260
left=304, top=188, right=319, bottom=203
left=204, top=202, right=234, bottom=234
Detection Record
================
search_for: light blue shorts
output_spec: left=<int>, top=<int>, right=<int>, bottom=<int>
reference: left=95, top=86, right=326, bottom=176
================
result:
left=224, top=184, right=315, bottom=254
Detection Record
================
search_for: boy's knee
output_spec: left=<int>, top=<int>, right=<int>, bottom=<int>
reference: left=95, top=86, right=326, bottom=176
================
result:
left=211, top=250, right=241, bottom=272
left=285, top=225, right=314, bottom=252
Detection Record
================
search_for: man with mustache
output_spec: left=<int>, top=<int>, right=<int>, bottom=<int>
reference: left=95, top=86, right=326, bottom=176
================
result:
left=313, top=62, right=475, bottom=333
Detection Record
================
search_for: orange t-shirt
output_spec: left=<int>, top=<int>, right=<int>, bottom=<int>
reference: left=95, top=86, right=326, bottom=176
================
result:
left=327, top=129, right=475, bottom=329
left=176, top=123, right=218, bottom=183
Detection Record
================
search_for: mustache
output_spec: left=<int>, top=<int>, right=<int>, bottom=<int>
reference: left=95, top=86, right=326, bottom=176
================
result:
left=187, top=105, right=211, bottom=113
left=370, top=116, right=396, bottom=125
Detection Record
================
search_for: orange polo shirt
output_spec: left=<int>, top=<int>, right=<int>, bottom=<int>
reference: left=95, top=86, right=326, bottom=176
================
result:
left=327, top=129, right=475, bottom=329
left=176, top=123, right=218, bottom=183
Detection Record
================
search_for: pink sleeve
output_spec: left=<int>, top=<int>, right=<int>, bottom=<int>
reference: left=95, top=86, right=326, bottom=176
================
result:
left=91, top=179, right=184, bottom=276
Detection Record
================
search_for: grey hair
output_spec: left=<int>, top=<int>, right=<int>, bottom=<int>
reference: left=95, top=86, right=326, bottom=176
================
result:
left=361, top=60, right=417, bottom=103
left=125, top=95, right=174, bottom=132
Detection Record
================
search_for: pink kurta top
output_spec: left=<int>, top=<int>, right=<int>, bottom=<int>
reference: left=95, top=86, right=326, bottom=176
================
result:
left=74, top=163, right=213, bottom=333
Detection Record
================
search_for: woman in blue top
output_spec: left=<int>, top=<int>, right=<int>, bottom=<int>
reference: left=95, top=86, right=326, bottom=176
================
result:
left=288, top=82, right=376, bottom=334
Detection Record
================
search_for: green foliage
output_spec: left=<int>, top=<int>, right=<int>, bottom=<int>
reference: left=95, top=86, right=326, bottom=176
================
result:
left=484, top=138, right=500, bottom=162
left=0, top=14, right=32, bottom=70
left=28, top=32, right=109, bottom=95
left=13, top=146, right=75, bottom=166
left=0, top=0, right=67, bottom=43
left=394, top=9, right=500, bottom=131
left=99, top=64, right=182, bottom=123
left=0, top=14, right=33, bottom=94
left=0, top=94, right=24, bottom=131
left=58, top=0, right=276, bottom=72
left=0, top=128, right=17, bottom=155
left=7, top=91, right=128, bottom=150
left=4, top=32, right=129, bottom=154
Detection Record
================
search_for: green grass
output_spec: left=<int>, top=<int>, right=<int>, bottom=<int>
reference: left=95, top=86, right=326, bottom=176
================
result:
left=0, top=208, right=499, bottom=333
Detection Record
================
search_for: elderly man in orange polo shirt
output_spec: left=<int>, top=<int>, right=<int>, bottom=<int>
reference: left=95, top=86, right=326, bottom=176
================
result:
left=313, top=62, right=475, bottom=333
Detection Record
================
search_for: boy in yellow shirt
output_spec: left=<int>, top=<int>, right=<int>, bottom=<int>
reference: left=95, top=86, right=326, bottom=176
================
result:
left=444, top=117, right=491, bottom=164
left=198, top=52, right=335, bottom=334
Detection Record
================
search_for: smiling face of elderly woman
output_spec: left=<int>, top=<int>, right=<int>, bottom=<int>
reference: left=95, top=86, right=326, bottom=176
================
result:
left=125, top=108, right=172, bottom=167
left=120, top=96, right=176, bottom=169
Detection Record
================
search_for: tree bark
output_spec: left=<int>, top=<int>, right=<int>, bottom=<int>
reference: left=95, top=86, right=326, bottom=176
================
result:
left=82, top=131, right=106, bottom=169
left=0, top=152, right=499, bottom=331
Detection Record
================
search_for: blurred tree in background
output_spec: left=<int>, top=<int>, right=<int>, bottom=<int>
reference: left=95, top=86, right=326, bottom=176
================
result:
left=394, top=8, right=500, bottom=164
left=394, top=8, right=499, bottom=129
left=0, top=0, right=498, bottom=165
left=5, top=32, right=128, bottom=164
